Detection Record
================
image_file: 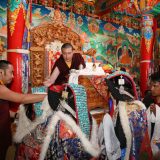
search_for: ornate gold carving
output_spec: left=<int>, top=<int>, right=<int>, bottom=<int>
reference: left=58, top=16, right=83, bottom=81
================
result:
left=30, top=9, right=95, bottom=87
left=30, top=21, right=83, bottom=86
left=30, top=51, right=45, bottom=86
left=30, top=46, right=44, bottom=52
left=145, top=39, right=151, bottom=53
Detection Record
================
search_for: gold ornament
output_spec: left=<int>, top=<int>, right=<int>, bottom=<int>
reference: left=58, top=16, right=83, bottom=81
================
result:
left=8, top=4, right=25, bottom=36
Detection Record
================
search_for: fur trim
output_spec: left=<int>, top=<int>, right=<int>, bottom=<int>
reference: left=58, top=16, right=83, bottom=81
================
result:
left=39, top=111, right=100, bottom=160
left=14, top=104, right=35, bottom=143
left=39, top=114, right=60, bottom=160
left=118, top=101, right=132, bottom=160
left=14, top=97, right=53, bottom=142
left=131, top=100, right=146, bottom=110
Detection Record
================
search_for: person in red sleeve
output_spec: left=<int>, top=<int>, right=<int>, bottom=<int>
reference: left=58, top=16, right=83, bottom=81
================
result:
left=0, top=60, right=46, bottom=160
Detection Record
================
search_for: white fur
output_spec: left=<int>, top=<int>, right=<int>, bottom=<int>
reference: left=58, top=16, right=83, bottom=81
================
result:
left=132, top=100, right=146, bottom=110
left=118, top=101, right=132, bottom=160
left=14, top=96, right=100, bottom=160
left=118, top=100, right=146, bottom=160
left=39, top=114, right=60, bottom=160
left=39, top=111, right=100, bottom=160
left=14, top=96, right=53, bottom=142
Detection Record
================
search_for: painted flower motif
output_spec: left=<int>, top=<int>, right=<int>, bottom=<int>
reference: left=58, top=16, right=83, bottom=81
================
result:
left=144, top=28, right=153, bottom=40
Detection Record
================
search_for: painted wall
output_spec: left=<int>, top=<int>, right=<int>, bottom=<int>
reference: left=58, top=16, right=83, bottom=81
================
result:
left=0, top=1, right=141, bottom=78
left=31, top=4, right=141, bottom=76
left=154, top=28, right=160, bottom=72
left=0, top=0, right=7, bottom=60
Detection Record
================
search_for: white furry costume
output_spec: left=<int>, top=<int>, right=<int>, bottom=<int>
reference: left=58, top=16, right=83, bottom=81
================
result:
left=14, top=96, right=100, bottom=160
left=99, top=100, right=147, bottom=160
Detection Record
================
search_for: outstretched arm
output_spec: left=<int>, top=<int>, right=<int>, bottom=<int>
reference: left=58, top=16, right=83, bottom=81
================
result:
left=0, top=85, right=46, bottom=104
left=43, top=66, right=60, bottom=87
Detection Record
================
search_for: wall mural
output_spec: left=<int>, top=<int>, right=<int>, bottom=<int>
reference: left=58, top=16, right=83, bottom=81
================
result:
left=0, top=1, right=141, bottom=79
left=154, top=28, right=160, bottom=72
left=0, top=0, right=7, bottom=60
left=31, top=4, right=141, bottom=70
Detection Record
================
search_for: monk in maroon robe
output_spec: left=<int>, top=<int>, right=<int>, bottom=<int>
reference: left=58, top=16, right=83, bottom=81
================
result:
left=43, top=43, right=86, bottom=110
left=0, top=60, right=46, bottom=160
left=0, top=98, right=11, bottom=160
left=44, top=43, right=85, bottom=87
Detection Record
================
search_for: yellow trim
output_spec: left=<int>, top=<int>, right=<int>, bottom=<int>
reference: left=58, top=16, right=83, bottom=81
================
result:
left=0, top=80, right=4, bottom=85
left=65, top=61, right=72, bottom=68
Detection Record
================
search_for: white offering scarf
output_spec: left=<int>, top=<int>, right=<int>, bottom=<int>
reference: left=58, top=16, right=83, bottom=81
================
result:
left=98, top=113, right=121, bottom=160
left=147, top=104, right=160, bottom=155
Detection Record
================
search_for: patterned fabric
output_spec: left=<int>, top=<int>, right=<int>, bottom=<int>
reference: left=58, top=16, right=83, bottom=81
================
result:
left=128, top=109, right=149, bottom=159
left=15, top=83, right=98, bottom=160
left=99, top=101, right=153, bottom=160
left=126, top=103, right=153, bottom=160
left=31, top=86, right=47, bottom=117
left=139, top=130, right=153, bottom=160
left=46, top=121, right=92, bottom=160
left=15, top=119, right=49, bottom=160
left=15, top=118, right=93, bottom=160
left=68, top=83, right=90, bottom=138
left=89, top=75, right=108, bottom=101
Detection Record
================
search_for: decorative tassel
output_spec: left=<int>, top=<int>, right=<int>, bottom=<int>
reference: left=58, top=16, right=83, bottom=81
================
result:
left=108, top=97, right=114, bottom=117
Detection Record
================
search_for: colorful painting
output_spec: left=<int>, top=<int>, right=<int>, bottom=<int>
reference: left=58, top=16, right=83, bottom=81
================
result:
left=153, top=28, right=160, bottom=72
left=0, top=1, right=141, bottom=76
left=0, top=0, right=7, bottom=59
left=95, top=0, right=123, bottom=13
left=117, top=43, right=133, bottom=66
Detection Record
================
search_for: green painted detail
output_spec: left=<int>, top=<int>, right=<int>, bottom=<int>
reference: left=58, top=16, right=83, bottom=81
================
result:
left=147, top=3, right=160, bottom=16
left=8, top=0, right=21, bottom=12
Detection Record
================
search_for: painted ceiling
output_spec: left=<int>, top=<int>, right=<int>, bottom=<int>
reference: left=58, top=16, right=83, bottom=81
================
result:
left=32, top=0, right=160, bottom=29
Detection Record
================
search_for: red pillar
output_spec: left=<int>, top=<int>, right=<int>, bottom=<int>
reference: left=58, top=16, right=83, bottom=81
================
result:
left=140, top=14, right=154, bottom=97
left=7, top=2, right=26, bottom=111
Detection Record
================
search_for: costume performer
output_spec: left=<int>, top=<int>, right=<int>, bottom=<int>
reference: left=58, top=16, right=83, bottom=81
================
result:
left=98, top=71, right=153, bottom=160
left=14, top=83, right=100, bottom=160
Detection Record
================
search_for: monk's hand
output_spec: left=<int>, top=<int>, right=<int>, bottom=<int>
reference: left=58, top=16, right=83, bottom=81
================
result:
left=43, top=78, right=52, bottom=87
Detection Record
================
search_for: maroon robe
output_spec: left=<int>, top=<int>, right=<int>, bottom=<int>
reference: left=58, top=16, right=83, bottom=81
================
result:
left=48, top=53, right=86, bottom=110
left=0, top=99, right=12, bottom=160
left=51, top=53, right=86, bottom=85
